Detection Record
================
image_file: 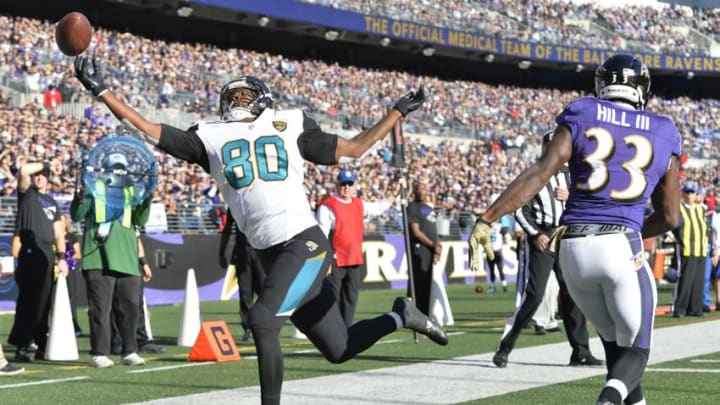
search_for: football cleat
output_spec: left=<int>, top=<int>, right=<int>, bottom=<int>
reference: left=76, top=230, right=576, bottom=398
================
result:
left=392, top=297, right=448, bottom=346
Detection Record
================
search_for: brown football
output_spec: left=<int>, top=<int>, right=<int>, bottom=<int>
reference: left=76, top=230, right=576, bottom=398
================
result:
left=55, top=12, right=92, bottom=56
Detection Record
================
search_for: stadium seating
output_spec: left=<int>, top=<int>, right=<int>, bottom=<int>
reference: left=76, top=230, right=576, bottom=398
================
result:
left=0, top=9, right=717, bottom=234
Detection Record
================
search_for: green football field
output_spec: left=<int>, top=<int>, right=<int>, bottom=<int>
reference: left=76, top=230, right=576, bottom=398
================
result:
left=1, top=282, right=718, bottom=404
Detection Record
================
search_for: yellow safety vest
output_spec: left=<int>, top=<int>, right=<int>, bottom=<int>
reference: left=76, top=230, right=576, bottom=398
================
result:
left=94, top=181, right=134, bottom=228
left=679, top=203, right=707, bottom=257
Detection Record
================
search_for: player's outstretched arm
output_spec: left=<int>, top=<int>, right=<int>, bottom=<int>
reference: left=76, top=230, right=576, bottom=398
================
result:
left=75, top=55, right=162, bottom=142
left=480, top=126, right=572, bottom=224
left=335, top=87, right=425, bottom=161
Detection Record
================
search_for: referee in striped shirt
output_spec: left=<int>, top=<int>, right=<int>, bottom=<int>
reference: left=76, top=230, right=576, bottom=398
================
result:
left=493, top=130, right=603, bottom=368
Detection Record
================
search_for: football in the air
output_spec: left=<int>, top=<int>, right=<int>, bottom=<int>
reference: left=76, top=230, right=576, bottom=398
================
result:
left=475, top=285, right=484, bottom=294
left=55, top=12, right=92, bottom=56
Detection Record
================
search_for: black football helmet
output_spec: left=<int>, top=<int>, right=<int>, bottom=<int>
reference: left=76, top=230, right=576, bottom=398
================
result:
left=594, top=53, right=651, bottom=109
left=219, top=76, right=274, bottom=121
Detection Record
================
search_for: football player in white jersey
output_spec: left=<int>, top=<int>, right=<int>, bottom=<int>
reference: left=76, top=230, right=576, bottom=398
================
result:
left=75, top=56, right=448, bottom=405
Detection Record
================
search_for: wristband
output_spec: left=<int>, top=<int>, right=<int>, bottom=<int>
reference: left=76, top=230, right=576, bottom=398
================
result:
left=55, top=252, right=66, bottom=260
left=139, top=257, right=147, bottom=266
left=476, top=217, right=491, bottom=226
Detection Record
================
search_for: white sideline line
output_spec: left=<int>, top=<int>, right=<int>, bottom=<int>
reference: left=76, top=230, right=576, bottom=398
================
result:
left=375, top=339, right=404, bottom=345
left=128, top=320, right=720, bottom=405
left=648, top=368, right=720, bottom=373
left=691, top=359, right=720, bottom=363
left=0, top=376, right=88, bottom=389
left=128, top=362, right=215, bottom=374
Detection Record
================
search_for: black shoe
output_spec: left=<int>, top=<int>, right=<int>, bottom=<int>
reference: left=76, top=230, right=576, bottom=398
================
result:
left=703, top=306, right=711, bottom=313
left=569, top=355, right=605, bottom=366
left=138, top=343, right=166, bottom=354
left=502, top=285, right=508, bottom=293
left=493, top=348, right=509, bottom=368
left=0, top=363, right=24, bottom=375
left=13, top=348, right=31, bottom=363
left=545, top=326, right=562, bottom=333
left=33, top=351, right=45, bottom=361
left=534, top=325, right=546, bottom=335
left=242, top=329, right=253, bottom=342
left=392, top=297, right=448, bottom=346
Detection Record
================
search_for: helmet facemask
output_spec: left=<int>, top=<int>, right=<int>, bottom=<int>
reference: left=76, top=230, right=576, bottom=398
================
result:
left=220, top=77, right=274, bottom=121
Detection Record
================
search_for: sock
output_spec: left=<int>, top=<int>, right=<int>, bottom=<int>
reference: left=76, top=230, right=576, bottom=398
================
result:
left=625, top=383, right=644, bottom=405
left=599, top=378, right=626, bottom=405
left=598, top=387, right=622, bottom=405
left=388, top=312, right=403, bottom=329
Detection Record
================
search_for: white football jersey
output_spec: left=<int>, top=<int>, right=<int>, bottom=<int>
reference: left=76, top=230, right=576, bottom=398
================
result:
left=195, top=108, right=318, bottom=249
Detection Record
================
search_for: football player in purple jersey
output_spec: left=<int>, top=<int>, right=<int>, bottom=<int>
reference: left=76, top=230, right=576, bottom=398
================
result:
left=469, top=53, right=680, bottom=405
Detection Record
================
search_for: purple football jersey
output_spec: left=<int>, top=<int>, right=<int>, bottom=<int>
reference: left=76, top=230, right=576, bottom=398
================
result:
left=557, top=97, right=681, bottom=230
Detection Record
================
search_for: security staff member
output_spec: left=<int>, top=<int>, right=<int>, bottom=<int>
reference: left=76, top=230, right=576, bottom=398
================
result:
left=9, top=160, right=68, bottom=362
left=407, top=180, right=441, bottom=316
left=672, top=184, right=707, bottom=317
left=494, top=131, right=602, bottom=367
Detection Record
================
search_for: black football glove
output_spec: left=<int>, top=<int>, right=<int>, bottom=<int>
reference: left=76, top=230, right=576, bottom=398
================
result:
left=393, top=86, right=425, bottom=117
left=74, top=55, right=108, bottom=97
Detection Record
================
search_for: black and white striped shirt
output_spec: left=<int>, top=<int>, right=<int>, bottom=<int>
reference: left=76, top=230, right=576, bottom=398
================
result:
left=514, top=165, right=570, bottom=236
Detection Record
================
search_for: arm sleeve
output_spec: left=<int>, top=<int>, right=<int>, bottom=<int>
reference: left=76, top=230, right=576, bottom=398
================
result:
left=70, top=187, right=93, bottom=222
left=315, top=203, right=334, bottom=237
left=132, top=195, right=153, bottom=226
left=158, top=124, right=211, bottom=173
left=297, top=113, right=338, bottom=165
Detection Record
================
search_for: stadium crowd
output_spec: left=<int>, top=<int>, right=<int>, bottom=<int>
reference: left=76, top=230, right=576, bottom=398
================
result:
left=299, top=0, right=718, bottom=56
left=0, top=10, right=718, bottom=233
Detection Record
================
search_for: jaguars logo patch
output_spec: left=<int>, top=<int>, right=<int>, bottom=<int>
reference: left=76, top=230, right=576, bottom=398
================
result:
left=306, top=241, right=318, bottom=252
left=273, top=121, right=287, bottom=132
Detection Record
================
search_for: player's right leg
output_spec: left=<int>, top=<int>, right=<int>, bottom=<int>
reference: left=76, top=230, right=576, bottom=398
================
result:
left=560, top=231, right=651, bottom=405
left=493, top=246, right=552, bottom=367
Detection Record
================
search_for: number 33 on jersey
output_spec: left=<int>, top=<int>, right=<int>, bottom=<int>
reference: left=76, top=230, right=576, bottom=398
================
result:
left=558, top=97, right=681, bottom=230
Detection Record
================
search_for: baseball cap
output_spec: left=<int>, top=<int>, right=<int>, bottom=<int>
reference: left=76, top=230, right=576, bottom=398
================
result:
left=682, top=184, right=697, bottom=194
left=337, top=169, right=356, bottom=184
left=104, top=152, right=128, bottom=169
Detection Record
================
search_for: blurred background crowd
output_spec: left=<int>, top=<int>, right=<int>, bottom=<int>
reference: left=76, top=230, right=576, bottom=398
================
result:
left=0, top=0, right=718, bottom=235
left=300, top=0, right=720, bottom=56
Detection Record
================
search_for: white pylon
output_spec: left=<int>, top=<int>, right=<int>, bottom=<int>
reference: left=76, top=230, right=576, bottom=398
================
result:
left=142, top=293, right=153, bottom=341
left=177, top=268, right=201, bottom=347
left=45, top=274, right=79, bottom=360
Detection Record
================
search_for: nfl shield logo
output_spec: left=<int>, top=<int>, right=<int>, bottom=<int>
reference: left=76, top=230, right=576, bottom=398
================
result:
left=273, top=121, right=287, bottom=132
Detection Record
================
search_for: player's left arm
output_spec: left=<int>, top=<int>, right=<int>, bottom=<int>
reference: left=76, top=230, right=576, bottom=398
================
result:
left=157, top=124, right=211, bottom=172
left=480, top=126, right=572, bottom=224
left=642, top=155, right=680, bottom=238
left=299, top=88, right=423, bottom=164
